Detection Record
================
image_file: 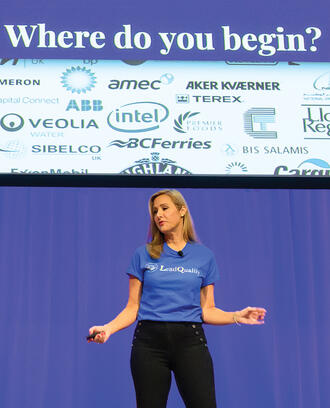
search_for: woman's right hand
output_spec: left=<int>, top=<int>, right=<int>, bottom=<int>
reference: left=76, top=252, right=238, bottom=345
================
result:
left=88, top=325, right=111, bottom=344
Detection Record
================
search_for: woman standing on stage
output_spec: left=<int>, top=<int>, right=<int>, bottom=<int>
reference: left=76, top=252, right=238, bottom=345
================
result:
left=89, top=189, right=266, bottom=408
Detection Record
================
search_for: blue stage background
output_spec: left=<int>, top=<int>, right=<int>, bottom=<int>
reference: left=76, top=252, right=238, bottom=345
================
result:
left=0, top=187, right=329, bottom=407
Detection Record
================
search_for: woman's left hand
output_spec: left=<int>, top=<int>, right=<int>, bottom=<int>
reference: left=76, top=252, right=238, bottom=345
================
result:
left=235, top=307, right=267, bottom=325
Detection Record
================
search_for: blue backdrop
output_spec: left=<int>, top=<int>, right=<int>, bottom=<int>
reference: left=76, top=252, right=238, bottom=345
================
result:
left=0, top=187, right=329, bottom=407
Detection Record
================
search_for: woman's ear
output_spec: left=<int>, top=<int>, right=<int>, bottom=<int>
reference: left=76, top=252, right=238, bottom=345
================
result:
left=180, top=206, right=187, bottom=217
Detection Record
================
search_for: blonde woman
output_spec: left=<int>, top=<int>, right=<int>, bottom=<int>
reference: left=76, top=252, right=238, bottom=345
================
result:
left=89, top=189, right=266, bottom=408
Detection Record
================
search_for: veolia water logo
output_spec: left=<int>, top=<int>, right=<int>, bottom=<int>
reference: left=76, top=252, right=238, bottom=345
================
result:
left=0, top=113, right=24, bottom=131
left=61, top=67, right=96, bottom=94
left=107, top=102, right=169, bottom=133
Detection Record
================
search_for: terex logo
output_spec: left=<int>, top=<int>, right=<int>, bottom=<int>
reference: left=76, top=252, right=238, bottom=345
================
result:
left=107, top=102, right=169, bottom=133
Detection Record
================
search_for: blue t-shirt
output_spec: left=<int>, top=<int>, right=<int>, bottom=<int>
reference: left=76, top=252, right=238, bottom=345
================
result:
left=127, top=242, right=220, bottom=322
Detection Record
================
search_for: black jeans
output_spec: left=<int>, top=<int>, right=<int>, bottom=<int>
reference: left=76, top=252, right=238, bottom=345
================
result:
left=130, top=321, right=217, bottom=408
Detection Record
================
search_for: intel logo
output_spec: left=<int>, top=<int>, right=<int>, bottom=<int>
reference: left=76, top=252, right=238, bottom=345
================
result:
left=107, top=102, right=169, bottom=133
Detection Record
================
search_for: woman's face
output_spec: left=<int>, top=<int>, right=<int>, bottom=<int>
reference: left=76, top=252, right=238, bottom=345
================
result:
left=152, top=194, right=185, bottom=235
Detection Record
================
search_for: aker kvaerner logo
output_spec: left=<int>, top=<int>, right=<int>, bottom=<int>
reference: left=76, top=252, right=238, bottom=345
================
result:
left=107, top=102, right=169, bottom=133
left=61, top=66, right=96, bottom=94
left=120, top=153, right=192, bottom=175
left=313, top=72, right=330, bottom=90
left=11, top=168, right=88, bottom=174
left=108, top=73, right=174, bottom=90
left=145, top=263, right=159, bottom=272
left=0, top=113, right=24, bottom=131
left=225, top=161, right=248, bottom=174
left=302, top=105, right=330, bottom=139
left=244, top=108, right=277, bottom=139
left=173, top=111, right=222, bottom=134
left=274, top=158, right=330, bottom=176
left=185, top=80, right=280, bottom=91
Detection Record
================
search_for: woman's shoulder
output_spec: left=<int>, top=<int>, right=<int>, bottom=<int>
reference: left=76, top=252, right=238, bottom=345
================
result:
left=189, top=242, right=215, bottom=257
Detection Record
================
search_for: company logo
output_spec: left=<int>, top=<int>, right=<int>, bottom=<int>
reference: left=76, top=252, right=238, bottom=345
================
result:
left=0, top=113, right=98, bottom=131
left=173, top=111, right=222, bottom=134
left=226, top=161, right=248, bottom=174
left=11, top=168, right=88, bottom=174
left=108, top=74, right=173, bottom=90
left=173, top=111, right=199, bottom=133
left=145, top=263, right=159, bottom=272
left=0, top=140, right=26, bottom=158
left=221, top=144, right=238, bottom=156
left=107, top=102, right=169, bottom=133
left=313, top=72, right=330, bottom=90
left=32, top=145, right=102, bottom=154
left=0, top=78, right=40, bottom=86
left=191, top=95, right=242, bottom=103
left=244, top=108, right=277, bottom=139
left=159, top=264, right=200, bottom=275
left=185, top=80, right=280, bottom=91
left=107, top=137, right=211, bottom=150
left=274, top=158, right=330, bottom=176
left=0, top=113, right=24, bottom=131
left=120, top=153, right=191, bottom=175
left=61, top=67, right=96, bottom=94
left=65, top=99, right=103, bottom=111
left=0, top=97, right=59, bottom=105
left=242, top=145, right=309, bottom=155
left=176, top=94, right=190, bottom=104
left=302, top=105, right=330, bottom=139
left=0, top=58, right=19, bottom=65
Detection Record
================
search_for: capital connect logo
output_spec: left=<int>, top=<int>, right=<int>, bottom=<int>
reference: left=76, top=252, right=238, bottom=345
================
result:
left=244, top=108, right=277, bottom=139
left=107, top=102, right=169, bottom=133
left=61, top=67, right=96, bottom=94
left=0, top=113, right=24, bottom=132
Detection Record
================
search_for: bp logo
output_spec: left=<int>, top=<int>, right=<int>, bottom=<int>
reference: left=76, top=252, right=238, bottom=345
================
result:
left=61, top=67, right=96, bottom=94
left=145, top=263, right=159, bottom=272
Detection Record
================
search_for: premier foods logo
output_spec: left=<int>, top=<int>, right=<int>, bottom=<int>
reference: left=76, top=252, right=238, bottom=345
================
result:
left=107, top=102, right=169, bottom=133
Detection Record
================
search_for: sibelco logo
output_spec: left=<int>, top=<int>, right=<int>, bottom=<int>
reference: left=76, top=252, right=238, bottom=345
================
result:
left=226, top=162, right=248, bottom=174
left=145, top=263, right=159, bottom=272
left=0, top=113, right=24, bottom=131
left=107, top=102, right=169, bottom=133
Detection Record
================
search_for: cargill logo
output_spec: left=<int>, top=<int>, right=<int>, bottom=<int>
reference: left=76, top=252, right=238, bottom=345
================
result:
left=107, top=102, right=169, bottom=133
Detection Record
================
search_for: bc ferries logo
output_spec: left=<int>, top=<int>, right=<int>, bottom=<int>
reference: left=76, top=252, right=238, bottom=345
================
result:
left=61, top=67, right=96, bottom=94
left=145, top=263, right=159, bottom=272
left=107, top=102, right=169, bottom=133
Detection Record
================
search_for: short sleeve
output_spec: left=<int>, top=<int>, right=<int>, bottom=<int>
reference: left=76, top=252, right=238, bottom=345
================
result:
left=126, top=247, right=144, bottom=282
left=202, top=252, right=220, bottom=287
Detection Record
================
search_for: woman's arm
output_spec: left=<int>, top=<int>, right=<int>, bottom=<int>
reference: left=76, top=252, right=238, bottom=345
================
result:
left=89, top=276, right=142, bottom=343
left=201, top=284, right=266, bottom=325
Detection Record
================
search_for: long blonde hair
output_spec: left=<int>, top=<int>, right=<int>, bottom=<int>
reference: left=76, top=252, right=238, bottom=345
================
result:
left=147, top=189, right=198, bottom=259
